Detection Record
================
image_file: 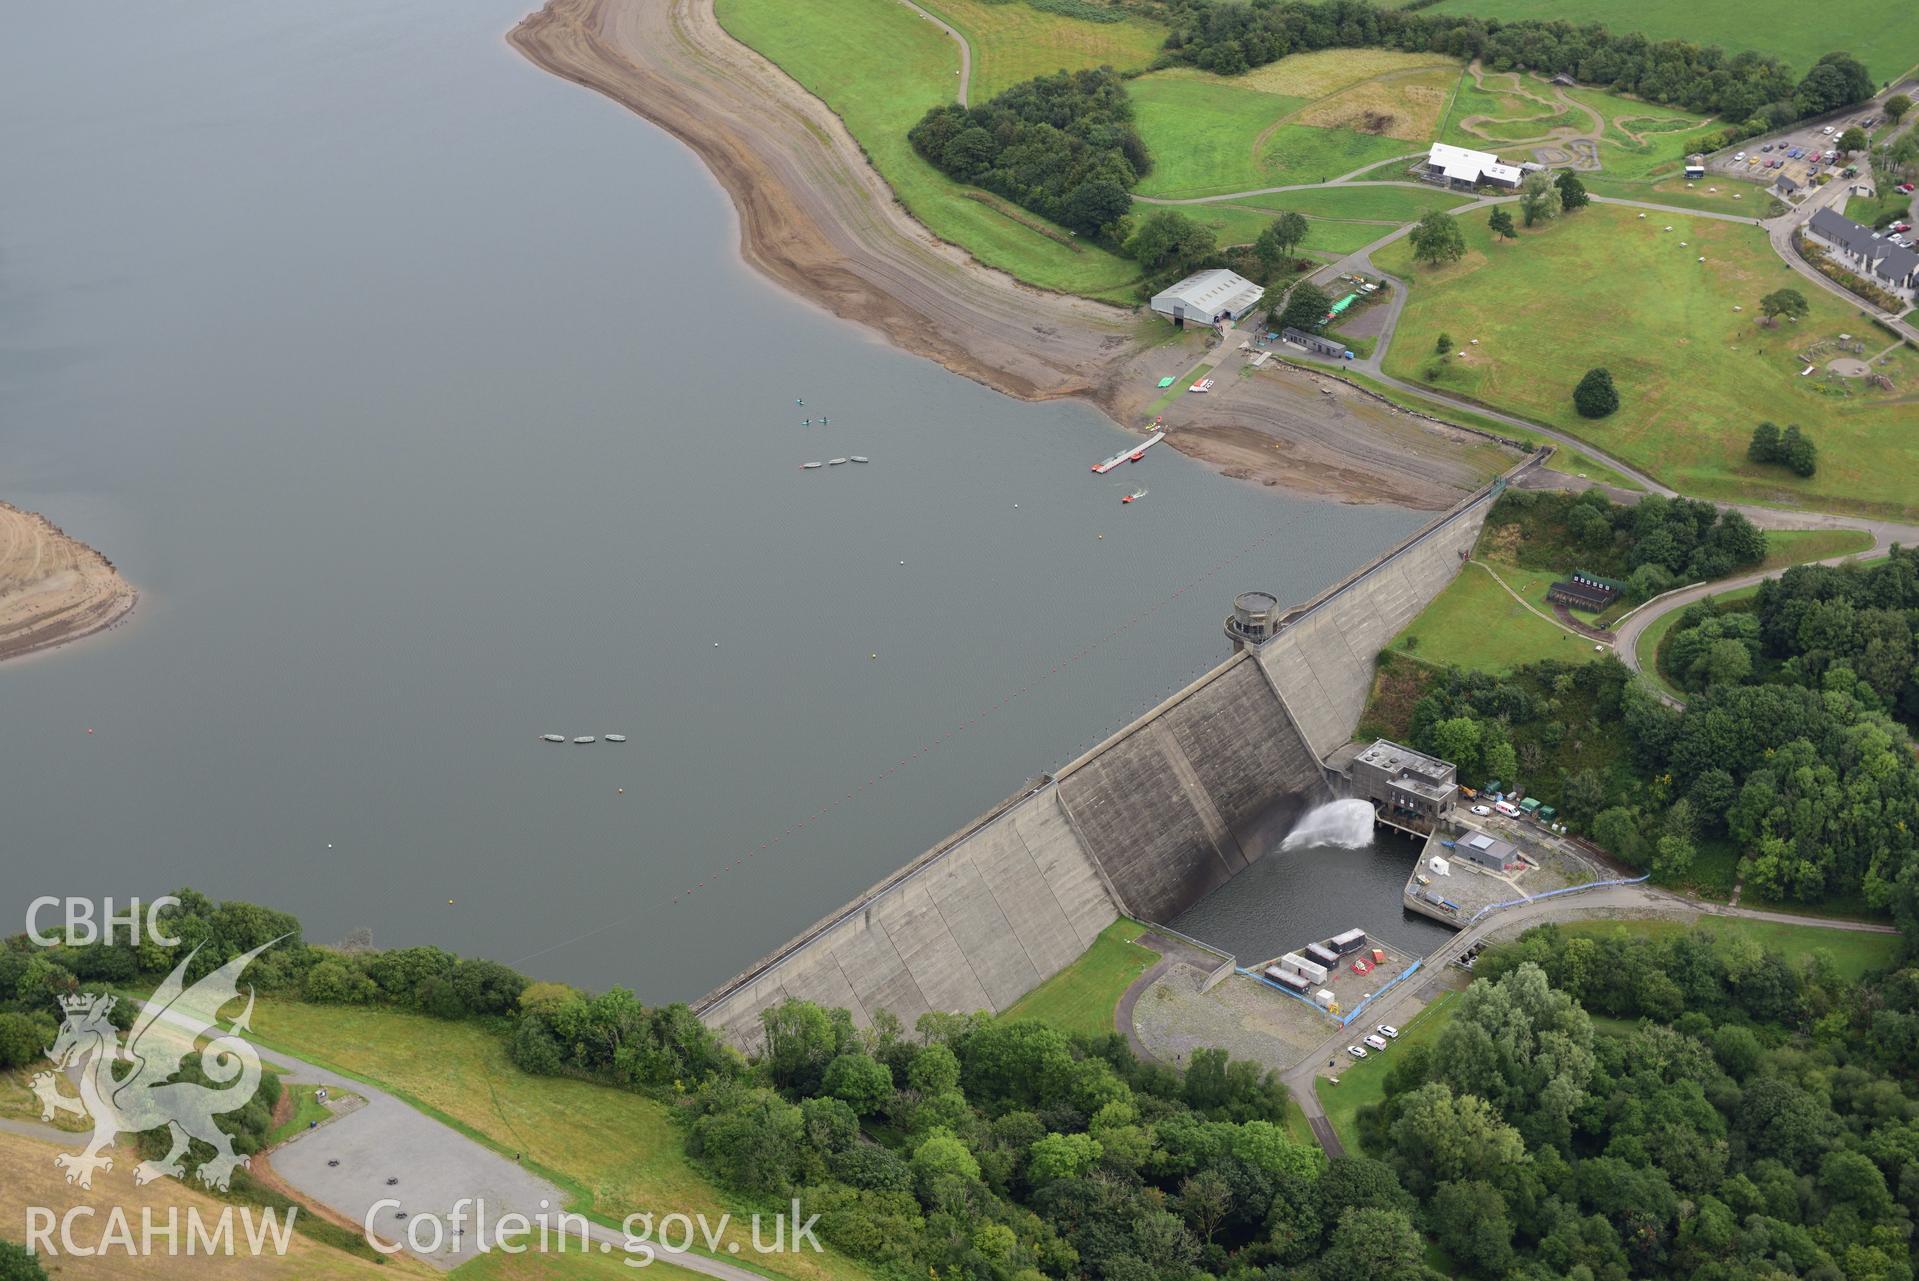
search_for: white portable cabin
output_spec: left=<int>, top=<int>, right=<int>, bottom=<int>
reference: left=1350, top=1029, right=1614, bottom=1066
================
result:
left=1314, top=988, right=1337, bottom=1008
left=1281, top=953, right=1329, bottom=984
left=1429, top=854, right=1451, bottom=876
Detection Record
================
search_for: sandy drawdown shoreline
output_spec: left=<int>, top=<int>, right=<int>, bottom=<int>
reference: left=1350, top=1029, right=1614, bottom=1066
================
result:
left=508, top=0, right=1514, bottom=510
left=0, top=502, right=137, bottom=664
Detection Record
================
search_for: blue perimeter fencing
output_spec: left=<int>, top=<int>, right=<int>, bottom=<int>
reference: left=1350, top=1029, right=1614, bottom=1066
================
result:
left=1463, top=873, right=1650, bottom=926
left=1237, top=873, right=1650, bottom=1027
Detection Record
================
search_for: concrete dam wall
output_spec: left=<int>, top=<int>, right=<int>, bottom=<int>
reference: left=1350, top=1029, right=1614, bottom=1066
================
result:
left=694, top=470, right=1517, bottom=1048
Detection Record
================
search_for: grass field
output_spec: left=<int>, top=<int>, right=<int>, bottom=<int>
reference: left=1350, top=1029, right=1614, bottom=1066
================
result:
left=1440, top=68, right=1578, bottom=147
left=452, top=1247, right=711, bottom=1281
left=1562, top=86, right=1720, bottom=182
left=1130, top=73, right=1311, bottom=198
left=0, top=1128, right=437, bottom=1281
left=716, top=0, right=1143, bottom=299
left=1001, top=918, right=1160, bottom=1036
left=1412, top=0, right=1919, bottom=82
left=1176, top=184, right=1477, bottom=256
left=1388, top=560, right=1602, bottom=672
left=1583, top=174, right=1783, bottom=216
left=1294, top=64, right=1461, bottom=142
left=1374, top=205, right=1919, bottom=518
left=1845, top=189, right=1913, bottom=227
left=1315, top=990, right=1457, bottom=1152
left=912, top=0, right=1165, bottom=100
left=1545, top=917, right=1900, bottom=980
left=247, top=1002, right=874, bottom=1281
left=264, top=1080, right=341, bottom=1148
left=1131, top=66, right=1434, bottom=199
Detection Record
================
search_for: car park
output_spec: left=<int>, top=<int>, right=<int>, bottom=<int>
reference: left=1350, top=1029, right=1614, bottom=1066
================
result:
left=1347, top=1044, right=1367, bottom=1059
left=1376, top=1024, right=1399, bottom=1039
left=1363, top=1034, right=1388, bottom=1051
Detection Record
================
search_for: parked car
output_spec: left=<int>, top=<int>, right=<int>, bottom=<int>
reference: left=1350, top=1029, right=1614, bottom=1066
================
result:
left=1376, top=1024, right=1400, bottom=1039
left=1733, top=151, right=1747, bottom=161
left=1901, top=183, right=1916, bottom=194
left=1894, top=222, right=1913, bottom=233
left=1346, top=1044, right=1368, bottom=1059
left=1761, top=142, right=1774, bottom=152
left=1470, top=803, right=1491, bottom=815
left=1363, top=1034, right=1389, bottom=1051
left=1821, top=125, right=1834, bottom=135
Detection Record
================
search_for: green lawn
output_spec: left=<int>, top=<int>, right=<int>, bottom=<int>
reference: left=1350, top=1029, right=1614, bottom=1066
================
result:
left=1562, top=86, right=1720, bottom=182
left=452, top=1248, right=712, bottom=1281
left=264, top=1080, right=341, bottom=1148
left=1845, top=189, right=1913, bottom=228
left=912, top=0, right=1165, bottom=100
left=1130, top=73, right=1312, bottom=198
left=1757, top=527, right=1875, bottom=570
left=1413, top=0, right=1919, bottom=81
left=1375, top=205, right=1919, bottom=519
left=1546, top=918, right=1899, bottom=981
left=1002, top=918, right=1160, bottom=1037
left=1583, top=174, right=1782, bottom=217
left=716, top=0, right=1143, bottom=299
left=1236, top=185, right=1476, bottom=221
left=1389, top=560, right=1602, bottom=673
left=247, top=1001, right=874, bottom=1281
left=1315, top=990, right=1458, bottom=1152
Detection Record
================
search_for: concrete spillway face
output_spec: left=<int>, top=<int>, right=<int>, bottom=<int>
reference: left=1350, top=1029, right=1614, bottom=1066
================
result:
left=1058, top=656, right=1331, bottom=924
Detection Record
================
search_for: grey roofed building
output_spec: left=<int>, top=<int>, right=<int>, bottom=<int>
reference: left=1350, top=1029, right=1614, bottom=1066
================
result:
left=1807, top=207, right=1919, bottom=298
left=1149, top=268, right=1264, bottom=327
left=1455, top=829, right=1520, bottom=872
left=1281, top=327, right=1349, bottom=358
left=1351, top=739, right=1457, bottom=829
left=1775, top=174, right=1800, bottom=195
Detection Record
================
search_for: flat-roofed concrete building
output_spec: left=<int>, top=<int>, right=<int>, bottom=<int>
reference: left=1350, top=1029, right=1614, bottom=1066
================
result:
left=1150, top=268, right=1264, bottom=327
left=1351, top=739, right=1457, bottom=829
left=1455, top=828, right=1521, bottom=872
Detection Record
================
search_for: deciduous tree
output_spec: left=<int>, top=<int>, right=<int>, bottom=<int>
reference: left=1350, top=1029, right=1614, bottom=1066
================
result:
left=1409, top=210, right=1466, bottom=265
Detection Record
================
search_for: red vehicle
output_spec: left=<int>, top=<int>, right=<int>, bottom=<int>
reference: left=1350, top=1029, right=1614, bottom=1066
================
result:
left=1898, top=183, right=1916, bottom=194
left=1894, top=222, right=1914, bottom=234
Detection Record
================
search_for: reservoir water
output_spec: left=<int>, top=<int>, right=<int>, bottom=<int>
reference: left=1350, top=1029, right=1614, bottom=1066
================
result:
left=1, top=0, right=1423, bottom=998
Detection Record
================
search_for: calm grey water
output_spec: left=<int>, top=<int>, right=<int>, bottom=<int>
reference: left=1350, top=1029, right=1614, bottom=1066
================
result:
left=1170, top=831, right=1455, bottom=966
left=0, top=0, right=1422, bottom=1000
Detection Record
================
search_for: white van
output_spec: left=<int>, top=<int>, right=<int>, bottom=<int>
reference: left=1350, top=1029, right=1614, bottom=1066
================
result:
left=1494, top=800, right=1520, bottom=818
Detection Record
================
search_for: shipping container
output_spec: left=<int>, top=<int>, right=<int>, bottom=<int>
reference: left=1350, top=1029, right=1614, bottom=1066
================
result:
left=1264, top=967, right=1309, bottom=993
left=1330, top=928, right=1367, bottom=954
left=1305, top=942, right=1340, bottom=967
left=1287, top=956, right=1329, bottom=984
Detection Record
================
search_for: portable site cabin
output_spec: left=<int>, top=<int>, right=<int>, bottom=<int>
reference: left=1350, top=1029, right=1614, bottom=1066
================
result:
left=1265, top=966, right=1310, bottom=993
left=1330, top=928, right=1368, bottom=955
left=1519, top=797, right=1542, bottom=816
left=1537, top=806, right=1557, bottom=822
left=1314, top=988, right=1337, bottom=1009
left=1428, top=854, right=1451, bottom=876
left=1305, top=942, right=1341, bottom=968
left=1282, top=953, right=1330, bottom=984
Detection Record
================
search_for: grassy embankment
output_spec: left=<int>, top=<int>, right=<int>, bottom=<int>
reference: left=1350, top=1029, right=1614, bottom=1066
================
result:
left=244, top=1001, right=874, bottom=1281
left=1375, top=205, right=1919, bottom=519
left=1183, top=184, right=1475, bottom=257
left=1546, top=918, right=1901, bottom=981
left=1411, top=0, right=1919, bottom=81
left=0, top=1127, right=440, bottom=1281
left=1389, top=560, right=1601, bottom=673
left=715, top=0, right=1153, bottom=300
left=1131, top=51, right=1459, bottom=200
left=912, top=0, right=1164, bottom=100
left=1002, top=918, right=1160, bottom=1037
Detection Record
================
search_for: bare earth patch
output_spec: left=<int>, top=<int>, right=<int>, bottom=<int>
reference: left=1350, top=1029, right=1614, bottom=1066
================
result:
left=0, top=501, right=136, bottom=664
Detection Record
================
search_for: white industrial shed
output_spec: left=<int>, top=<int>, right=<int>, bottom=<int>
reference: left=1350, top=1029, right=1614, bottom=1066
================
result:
left=1425, top=142, right=1522, bottom=189
left=1150, top=269, right=1264, bottom=327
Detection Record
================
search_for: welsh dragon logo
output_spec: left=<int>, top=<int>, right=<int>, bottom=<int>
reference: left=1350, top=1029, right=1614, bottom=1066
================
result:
left=31, top=938, right=284, bottom=1191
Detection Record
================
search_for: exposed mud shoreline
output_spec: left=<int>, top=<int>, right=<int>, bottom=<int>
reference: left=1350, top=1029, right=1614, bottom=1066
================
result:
left=0, top=502, right=137, bottom=665
left=508, top=0, right=1515, bottom=510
